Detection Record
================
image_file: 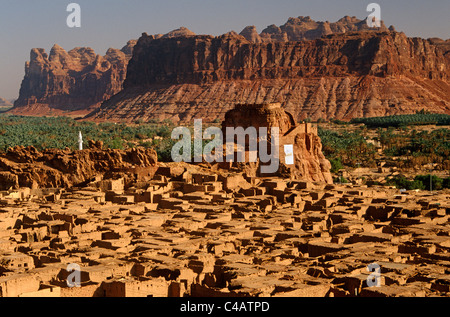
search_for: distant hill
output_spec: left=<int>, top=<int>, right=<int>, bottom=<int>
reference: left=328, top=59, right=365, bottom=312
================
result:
left=0, top=97, right=13, bottom=110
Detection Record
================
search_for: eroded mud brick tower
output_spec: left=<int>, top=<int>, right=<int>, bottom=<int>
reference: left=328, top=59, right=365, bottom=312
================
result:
left=222, top=103, right=333, bottom=184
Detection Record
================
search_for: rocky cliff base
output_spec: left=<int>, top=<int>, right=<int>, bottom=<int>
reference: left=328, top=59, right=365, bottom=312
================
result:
left=0, top=142, right=158, bottom=189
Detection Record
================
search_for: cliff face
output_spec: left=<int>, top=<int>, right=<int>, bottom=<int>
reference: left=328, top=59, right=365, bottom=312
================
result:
left=241, top=15, right=389, bottom=43
left=123, top=31, right=448, bottom=85
left=88, top=30, right=450, bottom=123
left=10, top=27, right=199, bottom=117
left=12, top=16, right=450, bottom=121
left=9, top=41, right=137, bottom=116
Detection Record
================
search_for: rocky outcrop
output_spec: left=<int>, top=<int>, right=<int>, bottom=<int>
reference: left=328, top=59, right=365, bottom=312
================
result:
left=0, top=143, right=158, bottom=189
left=220, top=103, right=332, bottom=183
left=243, top=15, right=389, bottom=43
left=9, top=40, right=137, bottom=116
left=9, top=26, right=197, bottom=117
left=429, top=38, right=450, bottom=55
left=161, top=27, right=196, bottom=39
left=239, top=26, right=263, bottom=43
left=87, top=30, right=450, bottom=123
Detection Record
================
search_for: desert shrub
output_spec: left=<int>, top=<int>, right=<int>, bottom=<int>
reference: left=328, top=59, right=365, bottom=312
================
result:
left=414, top=175, right=444, bottom=191
left=386, top=175, right=425, bottom=190
left=329, top=158, right=344, bottom=173
left=155, top=138, right=176, bottom=162
left=333, top=176, right=349, bottom=184
left=443, top=177, right=450, bottom=189
left=386, top=174, right=450, bottom=191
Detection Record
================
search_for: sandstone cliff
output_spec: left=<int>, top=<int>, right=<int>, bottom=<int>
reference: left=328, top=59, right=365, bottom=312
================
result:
left=241, top=15, right=389, bottom=43
left=87, top=30, right=450, bottom=123
left=11, top=16, right=450, bottom=121
left=9, top=40, right=137, bottom=117
left=10, top=27, right=198, bottom=117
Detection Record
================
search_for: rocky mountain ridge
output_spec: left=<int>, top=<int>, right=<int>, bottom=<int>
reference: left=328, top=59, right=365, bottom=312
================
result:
left=88, top=30, right=450, bottom=123
left=9, top=16, right=450, bottom=121
left=239, top=15, right=391, bottom=43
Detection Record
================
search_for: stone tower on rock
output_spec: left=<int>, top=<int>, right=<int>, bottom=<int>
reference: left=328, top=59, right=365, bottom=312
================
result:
left=221, top=103, right=332, bottom=183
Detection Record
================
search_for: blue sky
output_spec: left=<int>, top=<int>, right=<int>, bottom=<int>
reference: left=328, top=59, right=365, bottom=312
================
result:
left=0, top=0, right=449, bottom=99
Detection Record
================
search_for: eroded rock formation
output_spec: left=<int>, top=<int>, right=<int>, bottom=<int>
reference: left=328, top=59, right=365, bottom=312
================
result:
left=241, top=15, right=389, bottom=43
left=10, top=26, right=196, bottom=117
left=88, top=30, right=450, bottom=123
left=9, top=40, right=137, bottom=116
left=11, top=16, right=450, bottom=121
left=0, top=142, right=158, bottom=189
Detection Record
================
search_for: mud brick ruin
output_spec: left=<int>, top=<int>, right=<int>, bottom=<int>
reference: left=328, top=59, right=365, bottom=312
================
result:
left=221, top=103, right=332, bottom=183
left=0, top=105, right=449, bottom=297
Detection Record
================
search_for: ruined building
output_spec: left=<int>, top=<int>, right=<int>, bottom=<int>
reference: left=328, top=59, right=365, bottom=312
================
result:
left=221, top=103, right=333, bottom=184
